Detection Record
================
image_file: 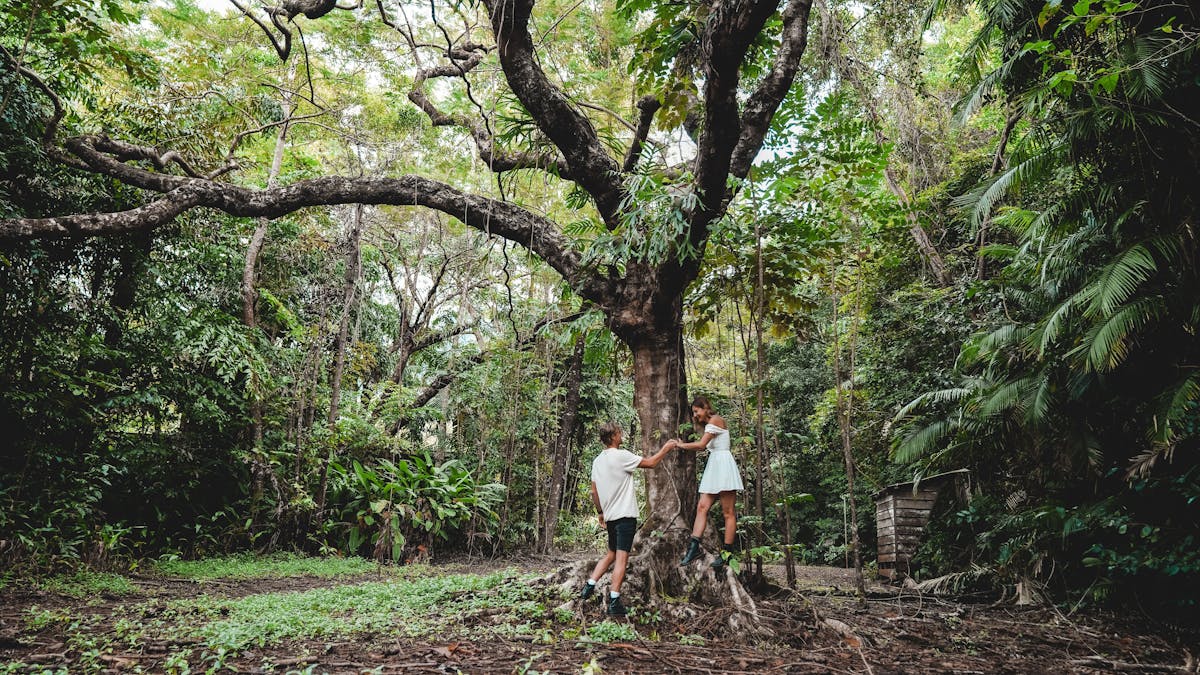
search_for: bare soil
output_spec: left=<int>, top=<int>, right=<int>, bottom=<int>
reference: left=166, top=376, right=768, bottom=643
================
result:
left=2, top=556, right=1196, bottom=674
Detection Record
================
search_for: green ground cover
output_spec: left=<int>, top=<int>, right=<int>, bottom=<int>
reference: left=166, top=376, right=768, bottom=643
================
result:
left=153, top=552, right=383, bottom=580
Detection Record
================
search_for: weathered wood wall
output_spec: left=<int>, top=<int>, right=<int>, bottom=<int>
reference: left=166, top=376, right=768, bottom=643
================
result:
left=874, top=469, right=970, bottom=581
left=875, top=490, right=938, bottom=580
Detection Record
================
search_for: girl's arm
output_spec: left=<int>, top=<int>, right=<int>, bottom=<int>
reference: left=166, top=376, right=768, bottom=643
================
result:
left=675, top=431, right=716, bottom=451
left=675, top=416, right=726, bottom=450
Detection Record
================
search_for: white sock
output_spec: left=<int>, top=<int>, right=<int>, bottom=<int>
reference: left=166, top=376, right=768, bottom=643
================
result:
left=610, top=591, right=620, bottom=599
left=587, top=579, right=596, bottom=586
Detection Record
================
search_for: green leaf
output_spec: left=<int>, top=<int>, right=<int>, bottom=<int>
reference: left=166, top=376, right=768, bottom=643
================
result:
left=1096, top=71, right=1119, bottom=93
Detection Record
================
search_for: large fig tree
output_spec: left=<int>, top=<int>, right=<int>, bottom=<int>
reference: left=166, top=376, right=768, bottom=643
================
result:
left=1, top=0, right=813, bottom=614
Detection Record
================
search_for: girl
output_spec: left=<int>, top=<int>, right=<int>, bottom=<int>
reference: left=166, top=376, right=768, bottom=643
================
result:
left=675, top=396, right=744, bottom=569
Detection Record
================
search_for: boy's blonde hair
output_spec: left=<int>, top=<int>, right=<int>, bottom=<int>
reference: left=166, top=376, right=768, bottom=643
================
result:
left=598, top=421, right=622, bottom=447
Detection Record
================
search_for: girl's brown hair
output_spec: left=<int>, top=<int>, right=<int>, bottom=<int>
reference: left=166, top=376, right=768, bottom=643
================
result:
left=690, top=396, right=715, bottom=412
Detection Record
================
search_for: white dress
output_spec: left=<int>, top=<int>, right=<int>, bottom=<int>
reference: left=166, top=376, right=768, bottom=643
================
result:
left=697, top=423, right=744, bottom=494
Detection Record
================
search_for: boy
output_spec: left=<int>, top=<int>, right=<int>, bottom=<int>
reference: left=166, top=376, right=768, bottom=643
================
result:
left=580, top=421, right=675, bottom=616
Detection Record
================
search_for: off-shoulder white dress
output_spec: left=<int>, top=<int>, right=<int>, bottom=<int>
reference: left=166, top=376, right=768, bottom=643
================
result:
left=697, top=423, right=745, bottom=494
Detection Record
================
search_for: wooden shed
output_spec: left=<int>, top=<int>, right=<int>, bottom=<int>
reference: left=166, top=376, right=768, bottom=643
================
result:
left=874, top=469, right=970, bottom=581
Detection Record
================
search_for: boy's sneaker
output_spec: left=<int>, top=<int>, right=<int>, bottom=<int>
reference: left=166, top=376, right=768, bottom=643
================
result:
left=606, top=596, right=627, bottom=617
left=580, top=582, right=595, bottom=600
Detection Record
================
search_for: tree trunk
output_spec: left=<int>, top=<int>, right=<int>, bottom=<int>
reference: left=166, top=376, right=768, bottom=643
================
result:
left=242, top=78, right=292, bottom=534
left=831, top=275, right=867, bottom=598
left=537, top=333, right=584, bottom=553
left=777, top=502, right=796, bottom=589
left=550, top=318, right=762, bottom=630
left=314, top=203, right=363, bottom=524
left=753, top=217, right=766, bottom=580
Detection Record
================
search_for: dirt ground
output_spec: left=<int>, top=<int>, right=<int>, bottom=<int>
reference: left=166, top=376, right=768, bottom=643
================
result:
left=2, top=555, right=1197, bottom=674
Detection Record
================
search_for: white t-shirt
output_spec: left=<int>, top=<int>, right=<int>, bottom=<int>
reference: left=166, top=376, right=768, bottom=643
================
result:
left=591, top=447, right=642, bottom=521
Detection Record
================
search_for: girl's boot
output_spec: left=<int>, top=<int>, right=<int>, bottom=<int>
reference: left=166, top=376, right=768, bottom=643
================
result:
left=680, top=537, right=703, bottom=566
left=711, top=543, right=735, bottom=570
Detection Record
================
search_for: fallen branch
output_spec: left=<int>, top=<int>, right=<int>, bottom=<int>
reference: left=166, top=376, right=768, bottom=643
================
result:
left=822, top=617, right=870, bottom=649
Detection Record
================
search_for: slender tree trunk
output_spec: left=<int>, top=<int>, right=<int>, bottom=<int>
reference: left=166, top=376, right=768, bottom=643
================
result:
left=831, top=273, right=866, bottom=598
left=538, top=333, right=585, bottom=553
left=769, top=413, right=797, bottom=588
left=777, top=502, right=796, bottom=588
left=977, top=107, right=1021, bottom=280
left=242, top=78, right=292, bottom=533
left=314, top=203, right=363, bottom=525
left=752, top=217, right=766, bottom=580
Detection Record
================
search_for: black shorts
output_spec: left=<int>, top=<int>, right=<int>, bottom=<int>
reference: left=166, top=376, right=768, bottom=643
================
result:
left=606, top=517, right=637, bottom=552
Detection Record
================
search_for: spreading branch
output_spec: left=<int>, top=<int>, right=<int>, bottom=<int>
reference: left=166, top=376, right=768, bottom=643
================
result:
left=0, top=169, right=606, bottom=301
left=685, top=0, right=813, bottom=280
left=408, top=43, right=572, bottom=175
left=0, top=44, right=64, bottom=146
left=482, top=0, right=624, bottom=228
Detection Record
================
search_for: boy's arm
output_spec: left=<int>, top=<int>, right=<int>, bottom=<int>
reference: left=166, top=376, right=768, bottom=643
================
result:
left=590, top=481, right=605, bottom=527
left=637, top=440, right=675, bottom=468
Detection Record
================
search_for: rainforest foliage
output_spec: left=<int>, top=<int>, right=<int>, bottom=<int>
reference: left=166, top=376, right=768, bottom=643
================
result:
left=0, top=0, right=1197, bottom=618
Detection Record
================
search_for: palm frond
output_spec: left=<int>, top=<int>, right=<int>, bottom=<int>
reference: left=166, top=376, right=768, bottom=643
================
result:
left=1030, top=294, right=1080, bottom=357
left=1030, top=373, right=1056, bottom=423
left=894, top=420, right=956, bottom=464
left=914, top=564, right=997, bottom=594
left=1150, top=372, right=1200, bottom=445
left=969, top=324, right=1033, bottom=364
left=1082, top=243, right=1158, bottom=318
left=1078, top=297, right=1164, bottom=372
left=953, top=66, right=1003, bottom=124
left=960, top=148, right=1060, bottom=231
left=979, top=376, right=1035, bottom=418
left=894, top=387, right=974, bottom=422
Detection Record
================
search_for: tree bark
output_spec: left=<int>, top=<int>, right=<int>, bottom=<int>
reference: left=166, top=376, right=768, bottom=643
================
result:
left=242, top=77, right=292, bottom=533
left=314, top=203, right=363, bottom=525
left=831, top=274, right=866, bottom=598
left=537, top=333, right=584, bottom=553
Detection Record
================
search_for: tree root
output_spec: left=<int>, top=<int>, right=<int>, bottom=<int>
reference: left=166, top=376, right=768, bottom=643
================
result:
left=543, top=529, right=769, bottom=635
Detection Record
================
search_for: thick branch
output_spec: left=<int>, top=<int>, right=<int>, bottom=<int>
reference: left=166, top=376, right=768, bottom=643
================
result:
left=728, top=0, right=814, bottom=179
left=622, top=95, right=662, bottom=172
left=0, top=174, right=602, bottom=300
left=690, top=0, right=789, bottom=251
left=0, top=186, right=205, bottom=238
left=483, top=0, right=624, bottom=227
